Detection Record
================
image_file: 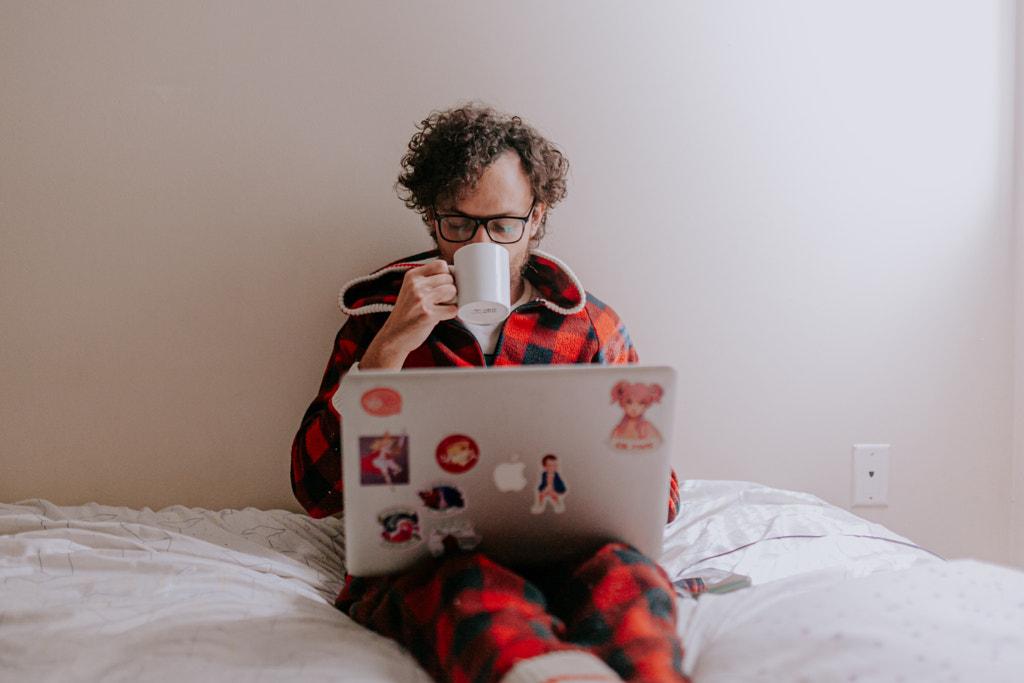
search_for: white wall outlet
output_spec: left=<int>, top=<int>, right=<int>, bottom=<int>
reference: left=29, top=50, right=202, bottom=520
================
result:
left=852, top=444, right=890, bottom=507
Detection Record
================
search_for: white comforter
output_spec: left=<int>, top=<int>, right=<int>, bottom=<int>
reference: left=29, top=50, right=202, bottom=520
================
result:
left=664, top=481, right=1024, bottom=682
left=2, top=481, right=1022, bottom=682
left=0, top=500, right=429, bottom=682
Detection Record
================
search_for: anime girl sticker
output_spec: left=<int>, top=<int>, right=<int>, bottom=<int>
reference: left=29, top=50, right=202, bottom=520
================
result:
left=531, top=454, right=567, bottom=514
left=378, top=507, right=421, bottom=546
left=608, top=381, right=664, bottom=451
left=359, top=432, right=410, bottom=485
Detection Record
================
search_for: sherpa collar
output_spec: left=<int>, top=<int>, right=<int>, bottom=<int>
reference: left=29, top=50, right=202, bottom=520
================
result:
left=338, top=249, right=587, bottom=318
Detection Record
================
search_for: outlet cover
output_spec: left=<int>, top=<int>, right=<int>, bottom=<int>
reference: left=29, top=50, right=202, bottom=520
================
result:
left=852, top=444, right=889, bottom=507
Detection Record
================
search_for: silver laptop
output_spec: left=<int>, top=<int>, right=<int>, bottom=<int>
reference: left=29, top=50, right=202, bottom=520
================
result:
left=337, top=364, right=676, bottom=577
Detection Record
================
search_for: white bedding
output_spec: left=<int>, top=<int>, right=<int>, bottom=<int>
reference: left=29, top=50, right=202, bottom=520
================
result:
left=2, top=481, right=1022, bottom=682
left=0, top=500, right=430, bottom=682
left=665, top=481, right=1024, bottom=681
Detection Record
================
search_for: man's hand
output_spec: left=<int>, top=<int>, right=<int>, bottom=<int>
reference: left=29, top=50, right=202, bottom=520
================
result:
left=360, top=260, right=458, bottom=370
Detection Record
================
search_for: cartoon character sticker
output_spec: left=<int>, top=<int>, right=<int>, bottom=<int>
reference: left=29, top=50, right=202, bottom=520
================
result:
left=378, top=507, right=421, bottom=546
left=418, top=483, right=467, bottom=516
left=359, top=433, right=410, bottom=486
left=427, top=520, right=482, bottom=557
left=531, top=454, right=567, bottom=514
left=435, top=434, right=480, bottom=474
left=608, top=382, right=664, bottom=452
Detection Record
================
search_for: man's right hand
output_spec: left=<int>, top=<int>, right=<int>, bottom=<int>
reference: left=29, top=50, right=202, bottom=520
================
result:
left=359, top=260, right=458, bottom=370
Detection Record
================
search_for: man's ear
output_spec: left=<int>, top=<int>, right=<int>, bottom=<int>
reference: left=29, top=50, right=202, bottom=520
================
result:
left=530, top=203, right=546, bottom=234
left=425, top=209, right=439, bottom=241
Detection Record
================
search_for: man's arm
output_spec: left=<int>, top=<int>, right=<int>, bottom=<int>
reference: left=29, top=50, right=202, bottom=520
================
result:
left=585, top=295, right=640, bottom=366
left=667, top=470, right=680, bottom=523
left=292, top=262, right=458, bottom=516
left=291, top=322, right=363, bottom=518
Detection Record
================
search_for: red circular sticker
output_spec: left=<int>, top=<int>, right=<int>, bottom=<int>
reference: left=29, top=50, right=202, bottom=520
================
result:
left=360, top=387, right=403, bottom=417
left=435, top=434, right=480, bottom=474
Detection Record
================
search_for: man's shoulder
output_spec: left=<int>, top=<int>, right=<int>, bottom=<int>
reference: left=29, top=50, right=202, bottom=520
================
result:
left=581, top=291, right=626, bottom=326
left=582, top=291, right=615, bottom=313
left=581, top=293, right=637, bottom=364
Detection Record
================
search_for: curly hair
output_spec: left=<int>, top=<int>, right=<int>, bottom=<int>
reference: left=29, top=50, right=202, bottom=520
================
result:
left=396, top=104, right=569, bottom=246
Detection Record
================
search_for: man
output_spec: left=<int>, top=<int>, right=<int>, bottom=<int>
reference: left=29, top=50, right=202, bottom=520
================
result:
left=292, top=105, right=686, bottom=683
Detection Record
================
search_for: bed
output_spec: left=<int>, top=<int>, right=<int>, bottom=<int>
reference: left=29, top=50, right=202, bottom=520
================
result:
left=3, top=480, right=1023, bottom=682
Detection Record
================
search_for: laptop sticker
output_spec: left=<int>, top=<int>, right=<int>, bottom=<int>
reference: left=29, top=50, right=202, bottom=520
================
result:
left=531, top=454, right=567, bottom=514
left=378, top=507, right=421, bottom=546
left=360, top=387, right=403, bottom=417
left=608, top=381, right=665, bottom=452
left=359, top=433, right=410, bottom=486
left=492, top=454, right=527, bottom=492
left=427, top=520, right=482, bottom=558
left=418, top=483, right=467, bottom=516
left=436, top=434, right=480, bottom=474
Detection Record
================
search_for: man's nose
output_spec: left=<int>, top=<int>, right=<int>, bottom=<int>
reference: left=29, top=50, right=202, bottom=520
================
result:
left=468, top=223, right=493, bottom=244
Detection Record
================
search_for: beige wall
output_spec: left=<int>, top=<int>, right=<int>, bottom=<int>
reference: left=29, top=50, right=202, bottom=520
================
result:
left=1013, top=0, right=1024, bottom=570
left=1, top=1, right=1018, bottom=566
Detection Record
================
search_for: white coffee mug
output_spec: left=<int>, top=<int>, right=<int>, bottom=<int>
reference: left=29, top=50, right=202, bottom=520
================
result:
left=448, top=243, right=511, bottom=325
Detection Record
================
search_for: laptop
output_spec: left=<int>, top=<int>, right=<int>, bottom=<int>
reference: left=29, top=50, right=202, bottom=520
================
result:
left=337, top=364, right=676, bottom=577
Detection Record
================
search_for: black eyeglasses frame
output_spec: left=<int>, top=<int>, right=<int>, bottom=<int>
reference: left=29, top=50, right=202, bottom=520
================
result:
left=432, top=200, right=537, bottom=244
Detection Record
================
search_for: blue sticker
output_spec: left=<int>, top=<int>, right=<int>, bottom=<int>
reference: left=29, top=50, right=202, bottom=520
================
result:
left=418, top=482, right=467, bottom=516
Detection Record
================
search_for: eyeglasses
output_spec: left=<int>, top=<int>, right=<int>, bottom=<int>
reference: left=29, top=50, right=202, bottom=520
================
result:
left=434, top=200, right=536, bottom=244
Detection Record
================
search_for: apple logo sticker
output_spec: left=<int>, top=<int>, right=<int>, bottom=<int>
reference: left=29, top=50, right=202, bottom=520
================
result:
left=492, top=454, right=527, bottom=493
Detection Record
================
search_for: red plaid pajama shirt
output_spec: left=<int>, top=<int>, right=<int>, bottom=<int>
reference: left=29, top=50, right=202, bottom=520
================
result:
left=292, top=250, right=686, bottom=683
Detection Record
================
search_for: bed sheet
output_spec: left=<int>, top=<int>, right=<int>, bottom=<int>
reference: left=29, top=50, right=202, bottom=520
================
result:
left=664, top=481, right=1024, bottom=682
left=680, top=558, right=1024, bottom=682
left=0, top=499, right=432, bottom=683
left=3, top=482, right=1022, bottom=682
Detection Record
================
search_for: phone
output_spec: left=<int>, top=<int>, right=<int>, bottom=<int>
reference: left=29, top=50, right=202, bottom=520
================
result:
left=674, top=568, right=751, bottom=597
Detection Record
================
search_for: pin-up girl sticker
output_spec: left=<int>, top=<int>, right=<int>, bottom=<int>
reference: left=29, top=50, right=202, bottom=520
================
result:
left=360, top=433, right=410, bottom=485
left=531, top=454, right=567, bottom=514
left=608, top=382, right=664, bottom=451
left=378, top=508, right=421, bottom=546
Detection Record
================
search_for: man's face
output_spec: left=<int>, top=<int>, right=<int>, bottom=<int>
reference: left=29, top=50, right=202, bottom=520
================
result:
left=432, top=151, right=543, bottom=301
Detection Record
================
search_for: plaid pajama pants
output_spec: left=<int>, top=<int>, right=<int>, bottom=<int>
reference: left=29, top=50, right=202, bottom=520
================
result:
left=337, top=543, right=688, bottom=683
